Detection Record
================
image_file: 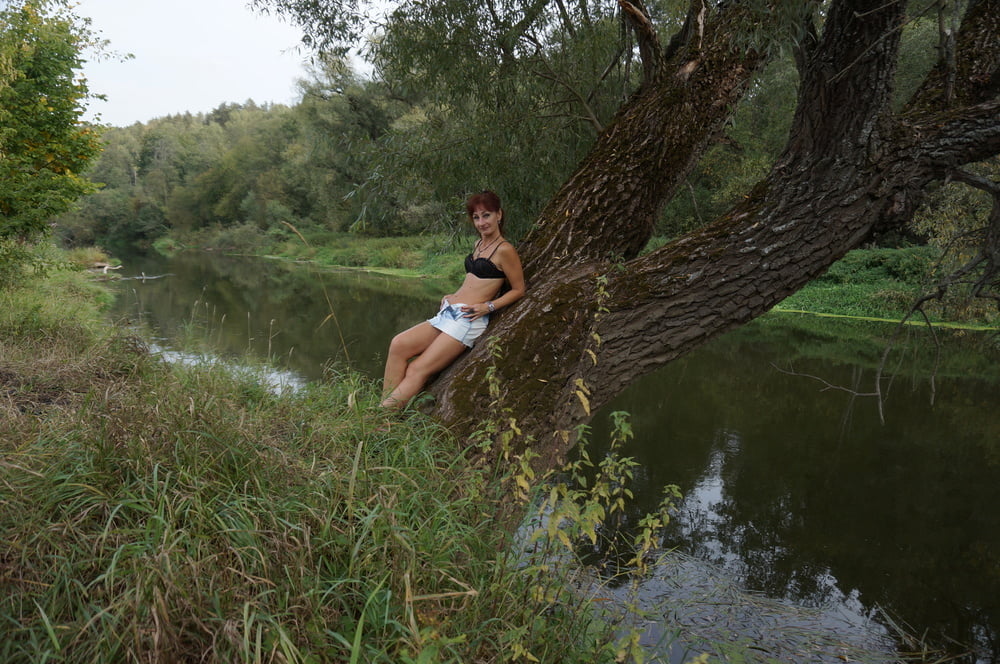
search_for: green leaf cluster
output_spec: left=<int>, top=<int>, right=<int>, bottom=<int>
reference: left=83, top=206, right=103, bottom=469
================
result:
left=0, top=0, right=101, bottom=242
left=55, top=58, right=426, bottom=251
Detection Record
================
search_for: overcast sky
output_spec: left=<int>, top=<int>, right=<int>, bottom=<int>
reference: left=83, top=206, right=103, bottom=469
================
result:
left=77, top=0, right=312, bottom=126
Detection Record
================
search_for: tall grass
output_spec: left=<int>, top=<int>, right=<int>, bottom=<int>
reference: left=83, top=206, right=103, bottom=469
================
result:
left=3, top=367, right=486, bottom=661
left=0, top=246, right=626, bottom=663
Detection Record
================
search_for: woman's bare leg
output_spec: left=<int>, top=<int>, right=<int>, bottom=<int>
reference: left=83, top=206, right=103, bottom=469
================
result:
left=382, top=322, right=440, bottom=398
left=381, top=332, right=467, bottom=409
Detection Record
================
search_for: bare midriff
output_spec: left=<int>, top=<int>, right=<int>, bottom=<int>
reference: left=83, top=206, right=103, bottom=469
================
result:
left=450, top=274, right=504, bottom=304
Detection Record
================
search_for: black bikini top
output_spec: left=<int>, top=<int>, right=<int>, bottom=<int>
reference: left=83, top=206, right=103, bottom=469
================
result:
left=465, top=240, right=506, bottom=279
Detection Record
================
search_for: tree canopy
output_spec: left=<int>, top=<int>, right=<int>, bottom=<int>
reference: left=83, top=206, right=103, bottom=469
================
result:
left=0, top=0, right=102, bottom=243
left=55, top=63, right=409, bottom=252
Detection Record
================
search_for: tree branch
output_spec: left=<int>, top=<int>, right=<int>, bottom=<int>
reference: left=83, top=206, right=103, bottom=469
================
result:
left=592, top=45, right=628, bottom=104
left=910, top=0, right=1000, bottom=108
left=873, top=306, right=941, bottom=425
left=517, top=2, right=768, bottom=278
left=618, top=0, right=663, bottom=84
left=530, top=67, right=605, bottom=133
left=770, top=363, right=879, bottom=398
left=498, top=0, right=551, bottom=59
left=554, top=0, right=576, bottom=37
left=871, top=0, right=1000, bottom=235
left=944, top=168, right=1000, bottom=299
left=936, top=0, right=961, bottom=105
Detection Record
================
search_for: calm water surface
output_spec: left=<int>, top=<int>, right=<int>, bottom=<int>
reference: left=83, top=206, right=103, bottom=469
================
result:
left=110, top=252, right=1000, bottom=663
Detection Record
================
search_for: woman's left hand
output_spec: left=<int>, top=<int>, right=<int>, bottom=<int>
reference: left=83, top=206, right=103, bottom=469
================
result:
left=461, top=304, right=487, bottom=320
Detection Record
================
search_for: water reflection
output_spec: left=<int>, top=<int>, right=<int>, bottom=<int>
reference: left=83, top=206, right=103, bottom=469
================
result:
left=108, top=253, right=1000, bottom=662
left=150, top=343, right=306, bottom=393
left=590, top=319, right=1000, bottom=662
left=110, top=252, right=441, bottom=380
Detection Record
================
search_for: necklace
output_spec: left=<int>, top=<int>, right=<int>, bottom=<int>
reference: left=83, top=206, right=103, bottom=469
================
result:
left=476, top=236, right=501, bottom=257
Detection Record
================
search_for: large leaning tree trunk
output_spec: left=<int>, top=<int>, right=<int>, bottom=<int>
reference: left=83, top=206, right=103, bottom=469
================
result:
left=430, top=0, right=1000, bottom=471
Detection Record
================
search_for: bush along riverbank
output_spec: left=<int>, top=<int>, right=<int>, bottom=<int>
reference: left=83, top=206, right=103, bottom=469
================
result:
left=774, top=246, right=1000, bottom=328
left=0, top=244, right=698, bottom=663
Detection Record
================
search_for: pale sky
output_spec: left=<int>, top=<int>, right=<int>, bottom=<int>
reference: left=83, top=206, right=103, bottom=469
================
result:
left=77, top=0, right=312, bottom=126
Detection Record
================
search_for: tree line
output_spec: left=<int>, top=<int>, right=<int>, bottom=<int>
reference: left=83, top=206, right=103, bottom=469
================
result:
left=32, top=0, right=988, bottom=269
left=57, top=38, right=843, bottom=254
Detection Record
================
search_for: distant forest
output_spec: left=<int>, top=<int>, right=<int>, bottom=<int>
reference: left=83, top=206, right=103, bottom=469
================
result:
left=58, top=35, right=993, bottom=261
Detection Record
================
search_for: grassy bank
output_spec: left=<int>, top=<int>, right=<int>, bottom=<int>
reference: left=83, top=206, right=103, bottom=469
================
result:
left=0, top=247, right=634, bottom=663
left=774, top=246, right=999, bottom=327
left=164, top=228, right=998, bottom=328
left=156, top=230, right=469, bottom=283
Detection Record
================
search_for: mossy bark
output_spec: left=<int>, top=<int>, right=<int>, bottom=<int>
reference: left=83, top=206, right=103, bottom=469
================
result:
left=430, top=0, right=1000, bottom=473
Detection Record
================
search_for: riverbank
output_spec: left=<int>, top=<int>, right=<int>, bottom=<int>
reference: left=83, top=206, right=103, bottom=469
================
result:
left=156, top=231, right=469, bottom=284
left=0, top=246, right=635, bottom=663
left=158, top=231, right=1000, bottom=329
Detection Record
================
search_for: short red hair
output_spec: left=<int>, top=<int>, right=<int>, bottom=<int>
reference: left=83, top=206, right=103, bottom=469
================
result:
left=466, top=190, right=504, bottom=231
left=466, top=190, right=502, bottom=216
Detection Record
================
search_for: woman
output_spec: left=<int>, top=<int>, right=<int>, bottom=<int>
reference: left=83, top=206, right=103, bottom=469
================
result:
left=381, top=190, right=525, bottom=409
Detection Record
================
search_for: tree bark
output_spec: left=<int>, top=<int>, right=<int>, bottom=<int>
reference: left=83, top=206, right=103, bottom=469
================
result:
left=430, top=0, right=1000, bottom=472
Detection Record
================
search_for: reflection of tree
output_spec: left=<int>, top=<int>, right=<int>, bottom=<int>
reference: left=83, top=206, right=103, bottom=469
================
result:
left=111, top=254, right=442, bottom=380
left=586, top=322, right=1000, bottom=659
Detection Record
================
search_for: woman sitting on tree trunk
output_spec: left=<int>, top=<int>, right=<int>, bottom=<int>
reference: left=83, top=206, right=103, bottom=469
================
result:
left=381, top=190, right=525, bottom=409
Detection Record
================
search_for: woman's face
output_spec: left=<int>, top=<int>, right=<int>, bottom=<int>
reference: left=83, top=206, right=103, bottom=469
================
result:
left=471, top=205, right=502, bottom=236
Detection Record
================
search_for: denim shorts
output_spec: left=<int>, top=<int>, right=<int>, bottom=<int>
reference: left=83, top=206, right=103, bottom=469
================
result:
left=428, top=301, right=489, bottom=347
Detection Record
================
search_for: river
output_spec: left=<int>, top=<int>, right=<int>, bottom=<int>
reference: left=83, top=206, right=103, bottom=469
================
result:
left=108, top=251, right=1000, bottom=663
